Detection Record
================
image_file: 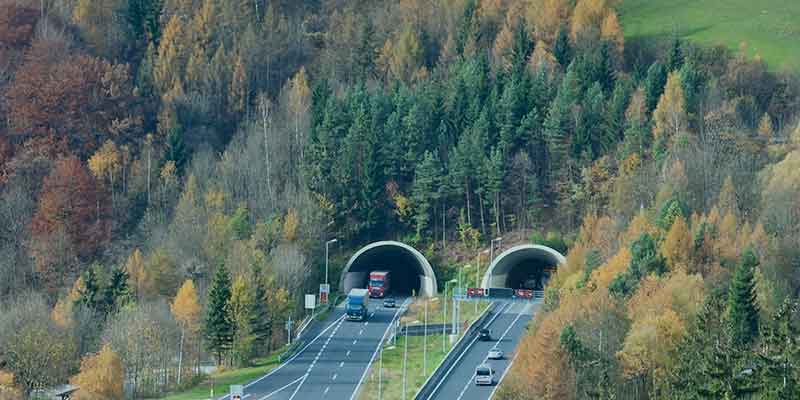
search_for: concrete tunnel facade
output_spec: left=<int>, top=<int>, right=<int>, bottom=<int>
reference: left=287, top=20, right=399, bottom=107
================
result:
left=340, top=241, right=438, bottom=297
left=481, top=244, right=566, bottom=290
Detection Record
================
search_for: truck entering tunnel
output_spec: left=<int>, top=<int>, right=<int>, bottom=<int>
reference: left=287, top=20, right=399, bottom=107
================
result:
left=340, top=241, right=438, bottom=297
left=481, top=244, right=566, bottom=290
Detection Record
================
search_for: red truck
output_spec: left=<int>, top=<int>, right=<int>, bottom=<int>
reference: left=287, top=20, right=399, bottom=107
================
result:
left=368, top=271, right=391, bottom=298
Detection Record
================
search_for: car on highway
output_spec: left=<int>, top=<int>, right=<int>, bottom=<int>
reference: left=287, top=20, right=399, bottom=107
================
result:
left=383, top=298, right=396, bottom=308
left=478, top=328, right=492, bottom=341
left=474, top=363, right=495, bottom=386
left=487, top=348, right=504, bottom=359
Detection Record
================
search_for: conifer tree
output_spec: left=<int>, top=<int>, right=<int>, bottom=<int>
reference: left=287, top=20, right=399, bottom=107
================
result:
left=728, top=248, right=760, bottom=347
left=250, top=264, right=271, bottom=354
left=205, top=264, right=234, bottom=365
left=553, top=24, right=572, bottom=68
left=645, top=61, right=668, bottom=113
left=412, top=151, right=441, bottom=239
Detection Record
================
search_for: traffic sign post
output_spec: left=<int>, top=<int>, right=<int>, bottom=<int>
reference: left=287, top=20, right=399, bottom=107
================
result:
left=320, top=284, right=330, bottom=304
left=305, top=294, right=316, bottom=310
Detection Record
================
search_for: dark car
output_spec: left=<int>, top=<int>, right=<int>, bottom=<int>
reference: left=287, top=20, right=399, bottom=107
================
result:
left=478, top=328, right=492, bottom=341
left=383, top=298, right=396, bottom=308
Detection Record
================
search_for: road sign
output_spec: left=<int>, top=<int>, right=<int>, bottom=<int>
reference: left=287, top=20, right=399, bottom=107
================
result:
left=320, top=284, right=330, bottom=304
left=488, top=287, right=514, bottom=299
left=515, top=289, right=534, bottom=299
left=466, top=288, right=486, bottom=297
left=305, top=294, right=316, bottom=310
left=230, top=384, right=243, bottom=400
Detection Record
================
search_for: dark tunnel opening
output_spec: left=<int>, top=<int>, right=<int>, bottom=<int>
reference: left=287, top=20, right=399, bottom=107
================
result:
left=345, top=246, right=424, bottom=296
left=504, top=259, right=555, bottom=290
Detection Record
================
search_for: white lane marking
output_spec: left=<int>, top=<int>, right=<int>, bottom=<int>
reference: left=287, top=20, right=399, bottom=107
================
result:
left=346, top=350, right=351, bottom=357
left=455, top=303, right=528, bottom=400
left=287, top=373, right=309, bottom=400
left=349, top=297, right=412, bottom=400
left=257, top=374, right=306, bottom=400
left=243, top=395, right=251, bottom=399
left=339, top=361, right=345, bottom=368
left=324, top=386, right=330, bottom=395
left=423, top=302, right=512, bottom=400
left=332, top=373, right=338, bottom=381
left=359, top=329, right=364, bottom=335
left=221, top=314, right=346, bottom=400
left=353, top=339, right=358, bottom=345
left=365, top=321, right=369, bottom=326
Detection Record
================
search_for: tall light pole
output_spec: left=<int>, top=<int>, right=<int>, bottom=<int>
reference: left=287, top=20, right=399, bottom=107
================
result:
left=325, top=238, right=337, bottom=286
left=490, top=237, right=503, bottom=266
left=423, top=298, right=428, bottom=377
left=476, top=248, right=490, bottom=313
left=443, top=279, right=457, bottom=353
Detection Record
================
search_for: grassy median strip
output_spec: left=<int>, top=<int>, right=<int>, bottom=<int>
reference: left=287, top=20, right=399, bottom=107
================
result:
left=158, top=354, right=282, bottom=400
left=359, top=297, right=490, bottom=400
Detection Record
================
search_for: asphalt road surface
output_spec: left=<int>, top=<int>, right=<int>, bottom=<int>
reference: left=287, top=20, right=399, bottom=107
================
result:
left=219, top=296, right=408, bottom=400
left=422, top=300, right=538, bottom=400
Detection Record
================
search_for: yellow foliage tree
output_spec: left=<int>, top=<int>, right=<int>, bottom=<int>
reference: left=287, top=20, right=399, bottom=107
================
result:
left=70, top=344, right=124, bottom=400
left=589, top=247, right=631, bottom=292
left=652, top=71, right=687, bottom=139
left=617, top=309, right=685, bottom=380
left=88, top=140, right=121, bottom=193
left=600, top=10, right=623, bottom=52
left=154, top=15, right=187, bottom=94
left=52, top=277, right=84, bottom=329
left=0, top=370, right=21, bottom=398
left=570, top=0, right=607, bottom=41
left=660, top=216, right=691, bottom=269
left=125, top=248, right=152, bottom=298
left=283, top=208, right=299, bottom=242
left=758, top=113, right=774, bottom=141
left=717, top=175, right=738, bottom=216
left=526, top=0, right=570, bottom=44
left=172, top=279, right=201, bottom=385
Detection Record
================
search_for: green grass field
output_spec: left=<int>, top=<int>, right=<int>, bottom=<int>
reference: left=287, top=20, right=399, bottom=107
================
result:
left=158, top=354, right=282, bottom=400
left=619, top=0, right=800, bottom=71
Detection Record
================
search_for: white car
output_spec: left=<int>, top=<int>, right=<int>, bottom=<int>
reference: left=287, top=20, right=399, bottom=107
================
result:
left=475, top=363, right=495, bottom=386
left=487, top=348, right=504, bottom=360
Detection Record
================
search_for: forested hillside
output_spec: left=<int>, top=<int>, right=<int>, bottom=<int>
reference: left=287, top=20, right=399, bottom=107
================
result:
left=1, top=0, right=799, bottom=398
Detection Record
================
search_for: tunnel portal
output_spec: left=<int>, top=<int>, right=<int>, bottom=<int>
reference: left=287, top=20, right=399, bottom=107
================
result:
left=481, top=244, right=565, bottom=290
left=340, top=241, right=437, bottom=297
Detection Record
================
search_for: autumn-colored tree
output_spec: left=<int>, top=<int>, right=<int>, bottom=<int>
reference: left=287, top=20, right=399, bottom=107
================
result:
left=283, top=208, right=299, bottom=242
left=124, top=248, right=154, bottom=298
left=717, top=175, right=738, bottom=217
left=526, top=0, right=570, bottom=44
left=51, top=277, right=85, bottom=329
left=6, top=41, right=141, bottom=156
left=31, top=157, right=110, bottom=293
left=286, top=67, right=311, bottom=164
left=661, top=216, right=691, bottom=269
left=72, top=0, right=125, bottom=58
left=70, top=344, right=124, bottom=400
left=229, top=275, right=256, bottom=366
left=230, top=54, right=248, bottom=116
left=171, top=280, right=201, bottom=385
left=0, top=3, right=38, bottom=52
left=758, top=112, right=774, bottom=141
left=652, top=71, right=687, bottom=139
left=600, top=10, right=623, bottom=52
left=153, top=15, right=187, bottom=94
left=147, top=248, right=180, bottom=297
left=570, top=0, right=608, bottom=41
left=617, top=308, right=685, bottom=380
left=378, top=26, right=425, bottom=83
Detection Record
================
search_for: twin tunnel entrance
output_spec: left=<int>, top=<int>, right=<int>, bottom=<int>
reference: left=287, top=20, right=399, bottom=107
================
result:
left=339, top=241, right=565, bottom=297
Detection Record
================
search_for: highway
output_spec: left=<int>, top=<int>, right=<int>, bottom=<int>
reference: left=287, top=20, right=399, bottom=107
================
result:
left=421, top=300, right=538, bottom=400
left=219, top=297, right=408, bottom=400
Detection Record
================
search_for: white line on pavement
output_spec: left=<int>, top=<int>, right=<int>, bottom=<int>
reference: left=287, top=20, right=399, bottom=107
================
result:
left=287, top=373, right=309, bottom=400
left=346, top=350, right=351, bottom=357
left=339, top=361, right=345, bottom=368
left=257, top=374, right=306, bottom=400
left=423, top=302, right=512, bottom=400
left=332, top=373, right=338, bottom=381
left=455, top=303, right=528, bottom=400
left=221, top=314, right=346, bottom=400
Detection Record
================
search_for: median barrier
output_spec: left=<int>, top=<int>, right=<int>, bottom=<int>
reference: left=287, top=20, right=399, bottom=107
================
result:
left=414, top=302, right=498, bottom=400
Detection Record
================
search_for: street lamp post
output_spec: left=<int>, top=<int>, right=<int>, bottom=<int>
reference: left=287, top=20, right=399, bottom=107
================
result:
left=490, top=237, right=503, bottom=266
left=476, top=248, right=491, bottom=313
left=443, top=279, right=457, bottom=352
left=325, top=238, right=337, bottom=286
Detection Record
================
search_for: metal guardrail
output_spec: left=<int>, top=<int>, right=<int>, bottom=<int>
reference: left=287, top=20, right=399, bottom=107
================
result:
left=414, top=302, right=498, bottom=400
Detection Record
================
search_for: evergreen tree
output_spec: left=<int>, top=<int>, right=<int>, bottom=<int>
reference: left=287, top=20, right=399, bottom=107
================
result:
left=666, top=34, right=684, bottom=72
left=645, top=61, right=668, bottom=113
left=544, top=63, right=579, bottom=185
left=509, top=17, right=532, bottom=77
left=604, top=77, right=632, bottom=143
left=205, top=264, right=234, bottom=365
left=553, top=24, right=572, bottom=68
left=680, top=59, right=706, bottom=122
left=728, top=248, right=760, bottom=347
left=165, top=122, right=187, bottom=174
left=759, top=299, right=800, bottom=398
left=102, top=266, right=132, bottom=315
left=412, top=151, right=441, bottom=238
left=250, top=264, right=271, bottom=354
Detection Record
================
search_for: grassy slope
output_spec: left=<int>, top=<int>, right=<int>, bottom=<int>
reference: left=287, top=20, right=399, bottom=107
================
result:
left=619, top=0, right=800, bottom=71
left=158, top=354, right=282, bottom=400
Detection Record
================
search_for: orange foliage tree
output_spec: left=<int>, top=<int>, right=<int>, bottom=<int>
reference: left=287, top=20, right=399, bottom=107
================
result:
left=30, top=157, right=110, bottom=292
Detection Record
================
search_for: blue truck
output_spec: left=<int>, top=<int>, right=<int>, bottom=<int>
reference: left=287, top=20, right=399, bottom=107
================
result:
left=346, top=288, right=370, bottom=321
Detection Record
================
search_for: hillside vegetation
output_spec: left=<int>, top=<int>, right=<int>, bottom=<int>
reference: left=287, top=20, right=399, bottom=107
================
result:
left=620, top=0, right=800, bottom=70
left=1, top=0, right=800, bottom=398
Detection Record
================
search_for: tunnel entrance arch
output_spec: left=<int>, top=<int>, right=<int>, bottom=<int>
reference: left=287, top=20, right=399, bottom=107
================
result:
left=340, top=241, right=438, bottom=297
left=481, top=244, right=565, bottom=290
